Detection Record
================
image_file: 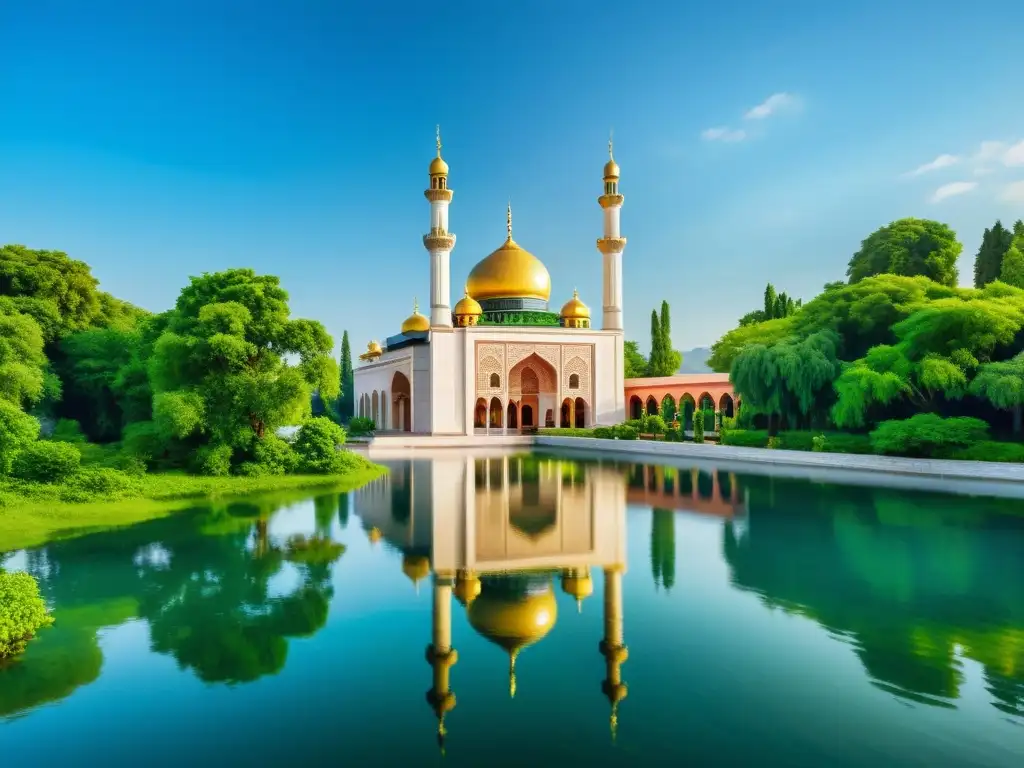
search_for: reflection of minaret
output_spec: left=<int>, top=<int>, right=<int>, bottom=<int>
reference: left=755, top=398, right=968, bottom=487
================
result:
left=426, top=572, right=458, bottom=755
left=403, top=554, right=430, bottom=595
left=561, top=567, right=593, bottom=613
left=454, top=569, right=481, bottom=607
left=599, top=566, right=628, bottom=741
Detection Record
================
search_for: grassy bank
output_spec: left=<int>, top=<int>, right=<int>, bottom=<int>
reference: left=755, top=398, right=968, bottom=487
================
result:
left=0, top=464, right=385, bottom=554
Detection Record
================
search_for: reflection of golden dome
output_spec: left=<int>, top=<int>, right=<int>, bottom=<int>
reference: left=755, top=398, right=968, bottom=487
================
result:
left=367, top=526, right=382, bottom=543
left=465, top=205, right=551, bottom=302
left=401, top=299, right=430, bottom=334
left=467, top=587, right=557, bottom=653
left=402, top=554, right=431, bottom=584
left=454, top=572, right=482, bottom=606
left=453, top=287, right=483, bottom=319
left=561, top=569, right=593, bottom=612
left=560, top=290, right=590, bottom=320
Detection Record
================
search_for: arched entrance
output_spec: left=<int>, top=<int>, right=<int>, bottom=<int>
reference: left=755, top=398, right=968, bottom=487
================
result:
left=680, top=394, right=696, bottom=430
left=660, top=394, right=676, bottom=423
left=561, top=398, right=571, bottom=428
left=391, top=372, right=411, bottom=432
left=489, top=397, right=503, bottom=428
left=371, top=391, right=379, bottom=424
left=719, top=393, right=735, bottom=419
left=574, top=397, right=586, bottom=428
left=646, top=396, right=658, bottom=416
left=507, top=401, right=519, bottom=429
left=629, top=395, right=643, bottom=420
left=474, top=398, right=487, bottom=428
left=508, top=353, right=557, bottom=433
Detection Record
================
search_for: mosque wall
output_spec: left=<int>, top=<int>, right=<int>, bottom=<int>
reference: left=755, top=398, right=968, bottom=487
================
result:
left=352, top=352, right=413, bottom=428
left=427, top=329, right=466, bottom=435
left=412, top=344, right=433, bottom=433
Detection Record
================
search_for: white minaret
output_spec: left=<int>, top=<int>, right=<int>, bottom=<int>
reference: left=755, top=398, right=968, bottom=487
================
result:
left=596, top=135, right=626, bottom=331
left=423, top=126, right=456, bottom=327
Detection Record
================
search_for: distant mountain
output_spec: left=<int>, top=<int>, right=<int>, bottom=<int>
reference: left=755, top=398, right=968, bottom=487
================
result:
left=678, top=347, right=712, bottom=374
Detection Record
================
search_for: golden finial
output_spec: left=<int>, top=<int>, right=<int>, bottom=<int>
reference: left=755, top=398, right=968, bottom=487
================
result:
left=506, top=201, right=513, bottom=240
left=436, top=125, right=442, bottom=156
left=509, top=649, right=518, bottom=698
left=610, top=702, right=619, bottom=743
left=609, top=129, right=614, bottom=159
left=573, top=287, right=579, bottom=299
left=464, top=284, right=471, bottom=297
left=413, top=297, right=419, bottom=313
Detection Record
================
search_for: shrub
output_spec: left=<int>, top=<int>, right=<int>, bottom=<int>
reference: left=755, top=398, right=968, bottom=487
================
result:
left=121, top=420, right=164, bottom=465
left=0, top=400, right=40, bottom=475
left=234, top=461, right=269, bottom=477
left=950, top=441, right=1024, bottom=463
left=294, top=417, right=348, bottom=474
left=59, top=467, right=140, bottom=502
left=721, top=429, right=768, bottom=448
left=0, top=571, right=54, bottom=659
left=624, top=418, right=645, bottom=431
left=539, top=428, right=596, bottom=437
left=50, top=419, right=87, bottom=444
left=644, top=415, right=668, bottom=435
left=252, top=434, right=299, bottom=475
left=767, top=436, right=782, bottom=450
left=10, top=440, right=81, bottom=483
left=193, top=443, right=233, bottom=476
left=811, top=435, right=827, bottom=452
left=593, top=426, right=614, bottom=439
left=870, top=414, right=989, bottom=458
left=613, top=424, right=638, bottom=440
left=693, top=411, right=705, bottom=444
left=347, top=417, right=376, bottom=437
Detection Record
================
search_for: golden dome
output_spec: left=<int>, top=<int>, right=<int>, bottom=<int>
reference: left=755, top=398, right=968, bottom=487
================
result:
left=467, top=586, right=558, bottom=653
left=367, top=526, right=382, bottom=544
left=561, top=569, right=593, bottom=612
left=453, top=287, right=483, bottom=318
left=603, top=158, right=620, bottom=179
left=402, top=554, right=431, bottom=584
left=401, top=299, right=430, bottom=334
left=429, top=155, right=449, bottom=177
left=560, top=289, right=590, bottom=320
left=465, top=204, right=550, bottom=302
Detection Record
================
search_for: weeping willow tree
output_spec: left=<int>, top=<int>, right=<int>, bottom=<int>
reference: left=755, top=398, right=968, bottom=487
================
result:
left=969, top=352, right=1024, bottom=434
left=730, top=330, right=841, bottom=434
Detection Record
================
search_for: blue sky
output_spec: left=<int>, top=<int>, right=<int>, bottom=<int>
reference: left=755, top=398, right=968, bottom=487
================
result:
left=2, top=0, right=1023, bottom=354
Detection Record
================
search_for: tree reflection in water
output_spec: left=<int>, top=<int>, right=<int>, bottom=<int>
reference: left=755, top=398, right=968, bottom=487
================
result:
left=722, top=477, right=1024, bottom=717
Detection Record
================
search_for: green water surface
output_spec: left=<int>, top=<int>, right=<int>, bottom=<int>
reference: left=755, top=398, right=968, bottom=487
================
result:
left=1, top=452, right=1022, bottom=767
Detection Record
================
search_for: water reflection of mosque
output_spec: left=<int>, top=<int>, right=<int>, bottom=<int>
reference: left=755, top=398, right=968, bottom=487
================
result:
left=354, top=454, right=630, bottom=749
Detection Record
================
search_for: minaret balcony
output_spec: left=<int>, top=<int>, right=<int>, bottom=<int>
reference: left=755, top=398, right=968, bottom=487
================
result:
left=424, top=229, right=457, bottom=251
left=424, top=188, right=454, bottom=203
left=596, top=237, right=627, bottom=254
left=598, top=193, right=625, bottom=208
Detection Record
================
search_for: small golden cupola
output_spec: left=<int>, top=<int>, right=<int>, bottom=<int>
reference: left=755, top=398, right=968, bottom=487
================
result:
left=453, top=286, right=483, bottom=327
left=560, top=289, right=591, bottom=329
left=603, top=133, right=620, bottom=194
left=428, top=125, right=449, bottom=189
left=401, top=299, right=430, bottom=334
left=359, top=340, right=384, bottom=361
left=560, top=567, right=594, bottom=613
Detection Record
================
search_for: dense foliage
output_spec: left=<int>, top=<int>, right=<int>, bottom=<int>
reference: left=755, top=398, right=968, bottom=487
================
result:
left=711, top=216, right=1024, bottom=458
left=738, top=283, right=802, bottom=326
left=0, top=571, right=54, bottom=659
left=0, top=244, right=360, bottom=497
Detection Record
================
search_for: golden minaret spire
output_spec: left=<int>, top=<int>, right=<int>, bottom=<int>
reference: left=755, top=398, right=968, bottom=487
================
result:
left=436, top=124, right=442, bottom=156
left=609, top=128, right=614, bottom=160
left=506, top=201, right=513, bottom=240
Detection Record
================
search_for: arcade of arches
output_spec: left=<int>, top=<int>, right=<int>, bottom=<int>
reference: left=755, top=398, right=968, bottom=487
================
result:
left=625, top=374, right=737, bottom=428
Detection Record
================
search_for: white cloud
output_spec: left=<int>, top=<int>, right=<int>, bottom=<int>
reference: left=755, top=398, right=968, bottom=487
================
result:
left=905, top=153, right=959, bottom=177
left=930, top=181, right=977, bottom=203
left=701, top=126, right=746, bottom=142
left=1003, top=140, right=1024, bottom=167
left=1000, top=180, right=1024, bottom=203
left=974, top=140, right=1008, bottom=163
left=744, top=92, right=796, bottom=120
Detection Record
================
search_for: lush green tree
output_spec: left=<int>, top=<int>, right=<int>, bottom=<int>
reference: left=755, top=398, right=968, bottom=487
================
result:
left=660, top=300, right=682, bottom=374
left=974, top=221, right=1015, bottom=287
left=0, top=306, right=47, bottom=408
left=338, top=330, right=354, bottom=421
left=0, top=399, right=40, bottom=474
left=647, top=309, right=665, bottom=376
left=969, top=352, right=1024, bottom=433
left=144, top=269, right=339, bottom=471
left=709, top=316, right=796, bottom=373
left=731, top=330, right=841, bottom=433
left=650, top=508, right=676, bottom=591
left=738, top=309, right=767, bottom=327
left=293, top=417, right=347, bottom=474
left=999, top=244, right=1024, bottom=288
left=623, top=340, right=647, bottom=379
left=660, top=394, right=676, bottom=423
left=846, top=219, right=962, bottom=287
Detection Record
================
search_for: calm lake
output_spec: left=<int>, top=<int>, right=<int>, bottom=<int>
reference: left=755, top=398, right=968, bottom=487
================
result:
left=2, top=451, right=1023, bottom=766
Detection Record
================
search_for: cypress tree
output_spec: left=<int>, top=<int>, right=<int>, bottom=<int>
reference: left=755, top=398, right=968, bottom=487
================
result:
left=339, top=330, right=354, bottom=422
left=1000, top=243, right=1024, bottom=288
left=764, top=284, right=777, bottom=319
left=648, top=310, right=664, bottom=376
left=975, top=221, right=1014, bottom=287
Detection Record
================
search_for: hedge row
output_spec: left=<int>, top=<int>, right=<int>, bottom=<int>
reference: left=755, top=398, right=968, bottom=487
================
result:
left=721, top=430, right=873, bottom=454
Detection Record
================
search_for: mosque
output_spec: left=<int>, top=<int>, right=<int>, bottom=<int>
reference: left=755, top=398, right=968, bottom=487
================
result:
left=354, top=129, right=627, bottom=435
left=354, top=452, right=629, bottom=749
